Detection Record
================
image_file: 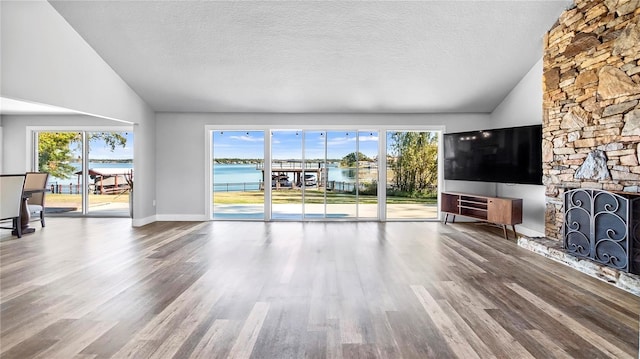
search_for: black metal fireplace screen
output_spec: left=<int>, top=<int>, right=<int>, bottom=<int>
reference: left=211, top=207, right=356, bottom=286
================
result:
left=563, top=188, right=640, bottom=274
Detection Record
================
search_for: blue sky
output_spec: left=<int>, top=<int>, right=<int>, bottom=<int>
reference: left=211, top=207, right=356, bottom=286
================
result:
left=67, top=132, right=134, bottom=160
left=213, top=130, right=379, bottom=160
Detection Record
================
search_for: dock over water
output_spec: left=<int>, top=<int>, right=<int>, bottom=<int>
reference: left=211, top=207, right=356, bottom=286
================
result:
left=257, top=161, right=328, bottom=189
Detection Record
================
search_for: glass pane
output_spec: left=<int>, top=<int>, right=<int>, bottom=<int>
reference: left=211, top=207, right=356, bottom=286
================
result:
left=358, top=131, right=379, bottom=219
left=304, top=131, right=325, bottom=219
left=386, top=131, right=439, bottom=219
left=326, top=131, right=357, bottom=218
left=212, top=131, right=265, bottom=219
left=271, top=130, right=303, bottom=219
left=87, top=131, right=133, bottom=216
left=37, top=131, right=83, bottom=215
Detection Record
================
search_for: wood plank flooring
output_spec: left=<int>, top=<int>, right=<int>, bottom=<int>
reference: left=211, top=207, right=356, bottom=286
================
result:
left=1, top=218, right=638, bottom=358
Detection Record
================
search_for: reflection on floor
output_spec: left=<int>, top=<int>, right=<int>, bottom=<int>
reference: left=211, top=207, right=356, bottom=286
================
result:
left=46, top=201, right=130, bottom=218
left=1, top=219, right=637, bottom=358
left=214, top=204, right=438, bottom=220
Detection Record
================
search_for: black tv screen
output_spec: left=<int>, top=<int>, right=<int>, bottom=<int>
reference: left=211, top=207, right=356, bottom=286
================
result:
left=443, top=125, right=543, bottom=185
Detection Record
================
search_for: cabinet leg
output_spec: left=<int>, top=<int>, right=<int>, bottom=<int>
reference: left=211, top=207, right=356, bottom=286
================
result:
left=443, top=214, right=458, bottom=225
left=512, top=225, right=517, bottom=239
left=502, top=225, right=508, bottom=240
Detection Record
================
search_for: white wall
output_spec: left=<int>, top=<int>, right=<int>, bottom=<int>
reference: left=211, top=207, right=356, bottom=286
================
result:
left=132, top=117, right=156, bottom=225
left=490, top=58, right=545, bottom=237
left=0, top=1, right=149, bottom=123
left=0, top=116, right=3, bottom=173
left=1, top=0, right=156, bottom=223
left=155, top=112, right=491, bottom=218
left=491, top=59, right=543, bottom=128
left=1, top=115, right=124, bottom=172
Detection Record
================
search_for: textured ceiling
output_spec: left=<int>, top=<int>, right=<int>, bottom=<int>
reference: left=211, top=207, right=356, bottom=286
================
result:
left=49, top=1, right=572, bottom=113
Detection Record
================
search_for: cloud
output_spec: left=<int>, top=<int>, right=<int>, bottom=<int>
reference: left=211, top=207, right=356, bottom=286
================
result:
left=229, top=135, right=264, bottom=142
left=326, top=135, right=378, bottom=146
left=327, top=136, right=349, bottom=145
left=88, top=145, right=133, bottom=160
left=359, top=135, right=379, bottom=142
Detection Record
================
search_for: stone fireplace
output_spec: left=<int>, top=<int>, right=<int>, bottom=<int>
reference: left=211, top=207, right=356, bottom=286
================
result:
left=543, top=0, right=640, bottom=241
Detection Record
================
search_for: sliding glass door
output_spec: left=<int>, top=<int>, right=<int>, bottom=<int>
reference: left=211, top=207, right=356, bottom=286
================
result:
left=87, top=131, right=133, bottom=216
left=35, top=130, right=133, bottom=217
left=270, top=129, right=379, bottom=220
left=357, top=131, right=379, bottom=219
left=324, top=131, right=356, bottom=218
left=303, top=131, right=326, bottom=219
left=36, top=131, right=84, bottom=215
left=386, top=131, right=439, bottom=219
left=209, top=127, right=439, bottom=221
left=323, top=130, right=381, bottom=219
left=212, top=131, right=265, bottom=219
left=271, top=130, right=303, bottom=219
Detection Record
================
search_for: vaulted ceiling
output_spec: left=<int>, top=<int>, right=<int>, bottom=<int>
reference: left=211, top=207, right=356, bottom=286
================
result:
left=46, top=0, right=572, bottom=114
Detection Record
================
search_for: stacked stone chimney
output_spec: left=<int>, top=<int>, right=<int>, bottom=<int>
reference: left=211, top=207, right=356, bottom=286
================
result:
left=543, top=0, right=640, bottom=239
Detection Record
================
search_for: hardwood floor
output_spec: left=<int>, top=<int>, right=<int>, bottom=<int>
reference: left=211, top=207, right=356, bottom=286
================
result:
left=1, top=218, right=638, bottom=358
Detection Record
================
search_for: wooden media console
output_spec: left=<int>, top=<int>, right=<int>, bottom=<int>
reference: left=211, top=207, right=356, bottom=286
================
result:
left=441, top=192, right=523, bottom=240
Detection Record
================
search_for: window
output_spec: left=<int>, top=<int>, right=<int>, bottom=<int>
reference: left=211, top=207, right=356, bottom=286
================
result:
left=34, top=129, right=133, bottom=217
left=208, top=127, right=441, bottom=221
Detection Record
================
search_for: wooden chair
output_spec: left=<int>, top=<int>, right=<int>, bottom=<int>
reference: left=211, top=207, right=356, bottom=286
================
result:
left=0, top=174, right=26, bottom=238
left=24, top=172, right=49, bottom=228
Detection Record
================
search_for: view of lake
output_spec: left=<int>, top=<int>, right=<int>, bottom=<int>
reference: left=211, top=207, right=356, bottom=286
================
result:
left=48, top=163, right=375, bottom=193
left=213, top=164, right=375, bottom=192
left=48, top=162, right=134, bottom=185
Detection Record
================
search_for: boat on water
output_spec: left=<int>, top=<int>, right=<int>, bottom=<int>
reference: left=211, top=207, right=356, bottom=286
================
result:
left=272, top=174, right=291, bottom=188
left=304, top=174, right=317, bottom=186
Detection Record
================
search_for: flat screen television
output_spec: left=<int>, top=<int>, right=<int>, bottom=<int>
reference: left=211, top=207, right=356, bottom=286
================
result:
left=443, top=125, right=543, bottom=185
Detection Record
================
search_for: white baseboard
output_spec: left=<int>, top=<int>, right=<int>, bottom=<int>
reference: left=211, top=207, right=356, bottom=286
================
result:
left=155, top=214, right=209, bottom=222
left=132, top=215, right=157, bottom=227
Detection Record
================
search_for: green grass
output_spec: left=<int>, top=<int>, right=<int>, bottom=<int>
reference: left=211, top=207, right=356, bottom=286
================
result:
left=48, top=190, right=436, bottom=206
left=213, top=190, right=436, bottom=204
left=46, top=193, right=130, bottom=205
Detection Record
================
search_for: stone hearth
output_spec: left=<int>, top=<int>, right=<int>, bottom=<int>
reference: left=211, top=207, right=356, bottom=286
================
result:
left=518, top=236, right=640, bottom=296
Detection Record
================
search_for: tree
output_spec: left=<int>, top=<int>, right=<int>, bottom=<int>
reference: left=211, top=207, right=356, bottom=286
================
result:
left=388, top=132, right=438, bottom=194
left=38, top=132, right=127, bottom=179
left=38, top=133, right=79, bottom=179
left=340, top=152, right=372, bottom=167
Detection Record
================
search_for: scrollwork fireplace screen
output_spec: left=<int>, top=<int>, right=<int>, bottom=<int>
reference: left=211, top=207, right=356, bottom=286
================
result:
left=563, top=189, right=640, bottom=274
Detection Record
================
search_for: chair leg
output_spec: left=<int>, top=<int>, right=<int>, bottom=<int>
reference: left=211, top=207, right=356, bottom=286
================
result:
left=40, top=211, right=45, bottom=228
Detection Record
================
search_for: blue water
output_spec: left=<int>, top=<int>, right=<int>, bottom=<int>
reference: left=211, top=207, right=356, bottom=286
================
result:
left=212, top=164, right=365, bottom=192
left=48, top=162, right=133, bottom=184
left=46, top=162, right=133, bottom=194
left=214, top=164, right=262, bottom=183
left=48, top=163, right=368, bottom=193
